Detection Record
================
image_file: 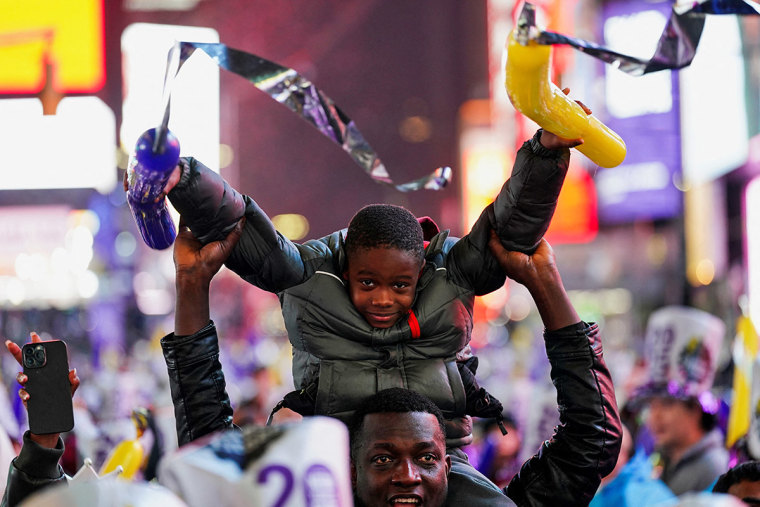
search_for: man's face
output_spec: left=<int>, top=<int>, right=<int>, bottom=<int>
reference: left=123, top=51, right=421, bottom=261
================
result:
left=352, top=412, right=451, bottom=507
left=646, top=397, right=698, bottom=451
left=727, top=479, right=760, bottom=504
left=344, top=247, right=423, bottom=329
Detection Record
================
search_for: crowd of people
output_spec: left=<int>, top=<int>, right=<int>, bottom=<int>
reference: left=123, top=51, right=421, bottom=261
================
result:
left=0, top=123, right=757, bottom=507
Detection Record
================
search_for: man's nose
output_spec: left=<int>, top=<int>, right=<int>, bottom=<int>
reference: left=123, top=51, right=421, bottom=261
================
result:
left=391, top=459, right=422, bottom=486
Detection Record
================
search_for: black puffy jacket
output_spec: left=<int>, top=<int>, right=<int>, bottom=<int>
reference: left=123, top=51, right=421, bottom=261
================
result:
left=167, top=130, right=571, bottom=444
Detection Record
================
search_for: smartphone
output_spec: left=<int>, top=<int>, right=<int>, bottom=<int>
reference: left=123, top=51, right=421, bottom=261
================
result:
left=22, top=340, right=75, bottom=435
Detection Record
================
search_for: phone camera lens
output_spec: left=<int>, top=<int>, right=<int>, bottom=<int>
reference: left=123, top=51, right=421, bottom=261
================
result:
left=24, top=348, right=33, bottom=356
left=34, top=349, right=45, bottom=363
left=24, top=357, right=34, bottom=368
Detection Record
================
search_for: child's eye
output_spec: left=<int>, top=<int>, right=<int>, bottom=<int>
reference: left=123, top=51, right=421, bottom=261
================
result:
left=360, top=279, right=375, bottom=287
left=393, top=282, right=410, bottom=289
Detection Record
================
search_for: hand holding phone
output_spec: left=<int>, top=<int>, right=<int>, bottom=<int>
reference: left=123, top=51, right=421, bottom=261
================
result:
left=5, top=333, right=78, bottom=443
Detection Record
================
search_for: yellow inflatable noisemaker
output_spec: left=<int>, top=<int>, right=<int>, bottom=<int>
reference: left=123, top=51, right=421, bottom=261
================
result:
left=504, top=10, right=626, bottom=168
left=99, top=408, right=149, bottom=480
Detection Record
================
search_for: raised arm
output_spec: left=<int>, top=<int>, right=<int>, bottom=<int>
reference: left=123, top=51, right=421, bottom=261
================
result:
left=487, top=233, right=578, bottom=331
left=488, top=234, right=622, bottom=506
left=446, top=128, right=579, bottom=296
left=490, top=90, right=590, bottom=255
left=2, top=333, right=79, bottom=507
left=488, top=126, right=579, bottom=254
left=173, top=215, right=244, bottom=335
left=447, top=94, right=592, bottom=295
left=166, top=157, right=308, bottom=293
left=161, top=217, right=243, bottom=445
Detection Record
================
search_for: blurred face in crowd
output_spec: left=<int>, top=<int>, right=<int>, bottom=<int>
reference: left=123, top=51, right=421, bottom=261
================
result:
left=727, top=479, right=760, bottom=504
left=492, top=421, right=521, bottom=460
left=352, top=411, right=451, bottom=507
left=647, top=397, right=701, bottom=451
left=344, top=247, right=423, bottom=329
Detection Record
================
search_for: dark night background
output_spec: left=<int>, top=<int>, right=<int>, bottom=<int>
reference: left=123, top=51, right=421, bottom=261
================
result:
left=107, top=0, right=490, bottom=238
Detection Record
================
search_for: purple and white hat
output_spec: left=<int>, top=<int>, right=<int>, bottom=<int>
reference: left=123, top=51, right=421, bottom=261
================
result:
left=633, top=306, right=725, bottom=413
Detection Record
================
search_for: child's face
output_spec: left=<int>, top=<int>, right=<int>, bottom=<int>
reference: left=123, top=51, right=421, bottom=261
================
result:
left=343, top=246, right=424, bottom=329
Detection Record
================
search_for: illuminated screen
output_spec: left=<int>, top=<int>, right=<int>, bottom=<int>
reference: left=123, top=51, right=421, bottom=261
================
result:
left=0, top=0, right=104, bottom=93
left=597, top=0, right=682, bottom=224
left=0, top=97, right=116, bottom=192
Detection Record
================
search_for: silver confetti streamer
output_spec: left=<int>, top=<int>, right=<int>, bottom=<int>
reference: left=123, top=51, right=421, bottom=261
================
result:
left=518, top=0, right=758, bottom=77
left=159, top=41, right=451, bottom=192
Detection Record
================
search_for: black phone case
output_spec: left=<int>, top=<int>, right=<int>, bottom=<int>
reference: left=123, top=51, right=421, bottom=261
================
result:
left=23, top=340, right=74, bottom=435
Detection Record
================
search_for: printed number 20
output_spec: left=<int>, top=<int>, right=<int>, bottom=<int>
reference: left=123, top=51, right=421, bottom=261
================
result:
left=257, top=464, right=339, bottom=507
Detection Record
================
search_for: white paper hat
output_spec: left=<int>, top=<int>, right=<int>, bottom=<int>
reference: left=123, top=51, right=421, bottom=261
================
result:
left=159, top=416, right=352, bottom=507
left=641, top=305, right=725, bottom=398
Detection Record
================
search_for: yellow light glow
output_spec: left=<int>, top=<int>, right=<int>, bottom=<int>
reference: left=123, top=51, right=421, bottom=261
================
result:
left=464, top=148, right=509, bottom=194
left=399, top=116, right=432, bottom=143
left=219, top=143, right=235, bottom=169
left=460, top=130, right=511, bottom=230
left=695, top=259, right=715, bottom=286
left=272, top=214, right=310, bottom=241
left=685, top=182, right=725, bottom=287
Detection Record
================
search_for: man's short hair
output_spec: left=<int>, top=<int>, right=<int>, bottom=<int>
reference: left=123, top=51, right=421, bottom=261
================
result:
left=713, top=461, right=760, bottom=493
left=345, top=204, right=424, bottom=262
left=646, top=393, right=718, bottom=433
left=348, top=388, right=446, bottom=459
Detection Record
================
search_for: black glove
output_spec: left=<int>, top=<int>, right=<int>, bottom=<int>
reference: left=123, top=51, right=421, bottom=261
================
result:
left=266, top=381, right=318, bottom=424
left=458, top=357, right=508, bottom=435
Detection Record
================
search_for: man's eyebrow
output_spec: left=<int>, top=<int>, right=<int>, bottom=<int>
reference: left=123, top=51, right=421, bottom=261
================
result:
left=369, top=441, right=438, bottom=452
left=412, top=441, right=438, bottom=450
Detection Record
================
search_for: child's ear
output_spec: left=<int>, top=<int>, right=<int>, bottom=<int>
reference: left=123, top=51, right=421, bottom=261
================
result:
left=418, top=259, right=426, bottom=275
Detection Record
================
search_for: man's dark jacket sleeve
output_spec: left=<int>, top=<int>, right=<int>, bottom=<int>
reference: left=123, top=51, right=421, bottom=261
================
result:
left=2, top=432, right=65, bottom=507
left=506, top=322, right=622, bottom=506
left=161, top=321, right=234, bottom=446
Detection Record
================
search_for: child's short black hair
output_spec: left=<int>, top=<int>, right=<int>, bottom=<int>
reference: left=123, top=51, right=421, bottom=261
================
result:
left=348, top=387, right=445, bottom=460
left=713, top=460, right=760, bottom=493
left=345, top=204, right=424, bottom=262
